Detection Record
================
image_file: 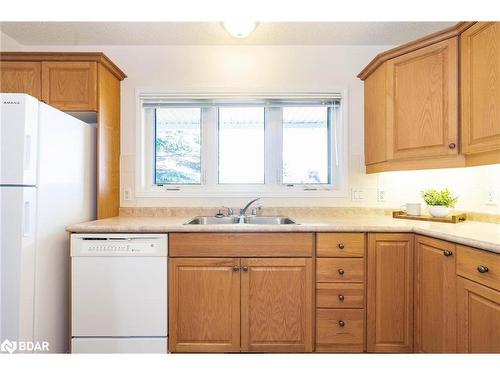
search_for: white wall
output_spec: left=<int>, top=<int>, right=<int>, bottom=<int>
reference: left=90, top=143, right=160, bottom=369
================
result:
left=2, top=38, right=499, bottom=214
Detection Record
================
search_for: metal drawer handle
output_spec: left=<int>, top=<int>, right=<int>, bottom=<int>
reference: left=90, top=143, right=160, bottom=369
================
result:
left=232, top=265, right=240, bottom=272
left=338, top=294, right=345, bottom=301
left=477, top=265, right=489, bottom=274
left=242, top=266, right=248, bottom=272
left=337, top=243, right=345, bottom=250
left=338, top=268, right=345, bottom=275
left=443, top=250, right=453, bottom=257
left=338, top=320, right=345, bottom=327
left=449, top=143, right=456, bottom=149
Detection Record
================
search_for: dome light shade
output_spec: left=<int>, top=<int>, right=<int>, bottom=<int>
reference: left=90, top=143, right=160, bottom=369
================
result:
left=223, top=21, right=257, bottom=38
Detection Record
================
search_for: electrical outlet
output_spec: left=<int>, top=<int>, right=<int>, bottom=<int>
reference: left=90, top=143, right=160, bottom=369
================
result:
left=486, top=190, right=498, bottom=205
left=377, top=189, right=386, bottom=202
left=351, top=188, right=365, bottom=201
left=123, top=188, right=132, bottom=201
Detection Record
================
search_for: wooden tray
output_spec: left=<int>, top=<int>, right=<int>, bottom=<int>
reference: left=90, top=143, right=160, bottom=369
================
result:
left=392, top=211, right=466, bottom=223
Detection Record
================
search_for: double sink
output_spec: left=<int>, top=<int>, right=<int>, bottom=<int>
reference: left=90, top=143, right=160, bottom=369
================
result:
left=185, top=216, right=297, bottom=225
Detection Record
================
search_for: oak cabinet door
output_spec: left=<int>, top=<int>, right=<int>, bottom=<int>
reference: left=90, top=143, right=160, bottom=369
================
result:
left=386, top=38, right=458, bottom=160
left=41, top=61, right=97, bottom=111
left=367, top=233, right=414, bottom=353
left=457, top=277, right=500, bottom=353
left=414, top=236, right=457, bottom=353
left=241, top=258, right=313, bottom=352
left=0, top=61, right=41, bottom=98
left=168, top=258, right=241, bottom=352
left=461, top=22, right=500, bottom=157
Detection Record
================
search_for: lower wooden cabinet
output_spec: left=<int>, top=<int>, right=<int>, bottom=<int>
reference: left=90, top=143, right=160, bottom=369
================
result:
left=457, top=276, right=500, bottom=353
left=316, top=308, right=364, bottom=352
left=168, top=258, right=241, bottom=353
left=168, top=257, right=313, bottom=353
left=367, top=233, right=414, bottom=353
left=414, top=236, right=457, bottom=353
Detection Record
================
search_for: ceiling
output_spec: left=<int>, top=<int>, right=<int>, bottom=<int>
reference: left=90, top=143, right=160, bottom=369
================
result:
left=0, top=22, right=456, bottom=46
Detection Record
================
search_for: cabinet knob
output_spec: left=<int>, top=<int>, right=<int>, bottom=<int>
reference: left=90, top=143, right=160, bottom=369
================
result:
left=338, top=294, right=345, bottom=301
left=448, top=143, right=456, bottom=149
left=338, top=268, right=345, bottom=275
left=443, top=250, right=453, bottom=257
left=242, top=265, right=248, bottom=272
left=477, top=265, right=489, bottom=274
left=338, top=320, right=345, bottom=327
left=337, top=243, right=345, bottom=250
left=232, top=265, right=240, bottom=272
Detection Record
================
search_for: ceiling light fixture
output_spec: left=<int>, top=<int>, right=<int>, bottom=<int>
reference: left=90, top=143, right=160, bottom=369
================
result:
left=223, top=20, right=257, bottom=38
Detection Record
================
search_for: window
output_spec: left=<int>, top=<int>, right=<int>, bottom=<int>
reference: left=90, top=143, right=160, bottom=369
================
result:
left=138, top=95, right=345, bottom=197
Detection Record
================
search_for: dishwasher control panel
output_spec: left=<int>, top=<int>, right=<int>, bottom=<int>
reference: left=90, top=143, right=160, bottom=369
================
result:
left=70, top=234, right=168, bottom=257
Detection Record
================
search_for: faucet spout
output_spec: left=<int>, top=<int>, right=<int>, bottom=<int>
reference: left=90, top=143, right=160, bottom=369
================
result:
left=240, top=198, right=261, bottom=216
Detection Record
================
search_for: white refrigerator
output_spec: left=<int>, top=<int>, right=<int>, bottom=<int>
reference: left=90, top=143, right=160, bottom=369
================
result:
left=0, top=93, right=96, bottom=353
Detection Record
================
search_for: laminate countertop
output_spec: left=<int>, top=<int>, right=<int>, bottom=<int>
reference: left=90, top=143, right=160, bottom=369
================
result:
left=66, top=214, right=500, bottom=254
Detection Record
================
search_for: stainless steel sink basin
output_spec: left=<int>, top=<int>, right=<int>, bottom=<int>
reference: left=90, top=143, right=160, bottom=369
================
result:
left=243, top=216, right=296, bottom=225
left=184, top=216, right=297, bottom=225
left=184, top=216, right=240, bottom=225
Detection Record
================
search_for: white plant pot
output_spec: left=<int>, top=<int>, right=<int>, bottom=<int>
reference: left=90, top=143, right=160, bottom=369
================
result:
left=427, top=205, right=451, bottom=218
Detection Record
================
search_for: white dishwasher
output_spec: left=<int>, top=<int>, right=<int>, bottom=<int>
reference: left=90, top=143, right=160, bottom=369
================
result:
left=70, top=233, right=168, bottom=353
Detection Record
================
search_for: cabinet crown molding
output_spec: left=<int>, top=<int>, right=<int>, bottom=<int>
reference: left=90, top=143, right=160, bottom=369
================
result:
left=358, top=22, right=476, bottom=81
left=0, top=51, right=127, bottom=81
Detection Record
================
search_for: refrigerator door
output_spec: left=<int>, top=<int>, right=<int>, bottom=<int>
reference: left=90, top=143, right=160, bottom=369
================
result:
left=0, top=94, right=39, bottom=186
left=32, top=102, right=96, bottom=353
left=0, top=186, right=37, bottom=344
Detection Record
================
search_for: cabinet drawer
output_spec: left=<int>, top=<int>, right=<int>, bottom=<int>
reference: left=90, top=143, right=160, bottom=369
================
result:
left=316, top=308, right=364, bottom=352
left=317, top=258, right=364, bottom=283
left=316, top=283, right=364, bottom=308
left=457, top=245, right=499, bottom=291
left=317, top=233, right=365, bottom=257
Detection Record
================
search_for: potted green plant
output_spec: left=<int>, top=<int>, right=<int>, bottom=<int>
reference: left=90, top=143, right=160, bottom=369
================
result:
left=421, top=188, right=458, bottom=217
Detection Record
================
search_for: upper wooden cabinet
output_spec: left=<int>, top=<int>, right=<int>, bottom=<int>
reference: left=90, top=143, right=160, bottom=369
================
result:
left=386, top=39, right=458, bottom=161
left=360, top=22, right=500, bottom=172
left=0, top=52, right=126, bottom=219
left=461, top=22, right=500, bottom=165
left=414, top=236, right=457, bottom=353
left=0, top=61, right=41, bottom=98
left=41, top=61, right=97, bottom=111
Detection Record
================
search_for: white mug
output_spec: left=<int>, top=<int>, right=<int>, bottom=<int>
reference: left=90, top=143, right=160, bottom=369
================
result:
left=401, top=203, right=421, bottom=216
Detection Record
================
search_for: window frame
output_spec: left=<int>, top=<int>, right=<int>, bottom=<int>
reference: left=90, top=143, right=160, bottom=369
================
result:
left=135, top=91, right=349, bottom=198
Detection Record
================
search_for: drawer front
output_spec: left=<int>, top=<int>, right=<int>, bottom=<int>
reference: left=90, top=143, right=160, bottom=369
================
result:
left=316, top=283, right=364, bottom=308
left=316, top=308, right=364, bottom=352
left=317, top=233, right=365, bottom=257
left=317, top=258, right=364, bottom=283
left=169, top=233, right=314, bottom=257
left=457, top=245, right=499, bottom=291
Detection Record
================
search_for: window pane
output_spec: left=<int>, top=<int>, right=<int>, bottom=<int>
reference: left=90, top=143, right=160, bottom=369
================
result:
left=218, top=107, right=265, bottom=184
left=282, top=107, right=330, bottom=184
left=155, top=108, right=201, bottom=184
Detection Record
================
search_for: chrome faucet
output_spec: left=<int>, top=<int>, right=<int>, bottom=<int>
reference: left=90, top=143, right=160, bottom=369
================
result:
left=239, top=198, right=261, bottom=216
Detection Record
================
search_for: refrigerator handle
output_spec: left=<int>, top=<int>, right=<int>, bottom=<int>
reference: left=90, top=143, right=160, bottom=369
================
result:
left=23, top=200, right=31, bottom=237
left=24, top=134, right=32, bottom=172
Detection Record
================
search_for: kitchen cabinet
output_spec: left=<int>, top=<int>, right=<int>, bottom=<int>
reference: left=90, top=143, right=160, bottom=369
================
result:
left=168, top=258, right=241, bottom=353
left=315, top=233, right=366, bottom=353
left=0, top=52, right=126, bottom=219
left=367, top=233, right=413, bottom=353
left=461, top=22, right=500, bottom=165
left=240, top=258, right=313, bottom=352
left=414, top=236, right=457, bottom=353
left=456, top=277, right=500, bottom=353
left=41, top=61, right=97, bottom=111
left=0, top=61, right=41, bottom=98
left=168, top=257, right=313, bottom=353
left=359, top=21, right=500, bottom=172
